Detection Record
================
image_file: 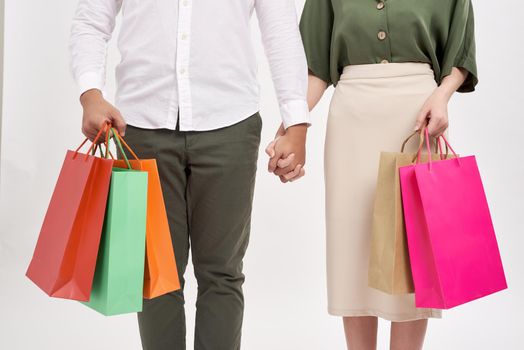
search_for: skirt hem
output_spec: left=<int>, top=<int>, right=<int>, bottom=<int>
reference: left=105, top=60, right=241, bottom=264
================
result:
left=328, top=307, right=442, bottom=322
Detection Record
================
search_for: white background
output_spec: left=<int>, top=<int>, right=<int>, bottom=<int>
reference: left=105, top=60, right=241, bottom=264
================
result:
left=1, top=1, right=523, bottom=349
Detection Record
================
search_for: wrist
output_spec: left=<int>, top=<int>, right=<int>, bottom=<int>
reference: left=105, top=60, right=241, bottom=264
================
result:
left=80, top=89, right=103, bottom=106
left=286, top=123, right=308, bottom=136
left=435, top=85, right=455, bottom=102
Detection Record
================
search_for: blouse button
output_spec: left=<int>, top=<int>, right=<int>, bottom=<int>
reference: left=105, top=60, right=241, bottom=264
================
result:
left=377, top=2, right=385, bottom=10
left=378, top=31, right=387, bottom=41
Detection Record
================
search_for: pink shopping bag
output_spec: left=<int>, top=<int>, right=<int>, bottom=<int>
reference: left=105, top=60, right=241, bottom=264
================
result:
left=399, top=130, right=507, bottom=309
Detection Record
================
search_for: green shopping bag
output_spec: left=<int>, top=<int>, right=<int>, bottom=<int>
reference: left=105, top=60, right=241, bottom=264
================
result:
left=83, top=129, right=148, bottom=316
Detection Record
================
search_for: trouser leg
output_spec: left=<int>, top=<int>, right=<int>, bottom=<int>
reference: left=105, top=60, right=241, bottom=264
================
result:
left=123, top=126, right=190, bottom=350
left=186, top=114, right=262, bottom=350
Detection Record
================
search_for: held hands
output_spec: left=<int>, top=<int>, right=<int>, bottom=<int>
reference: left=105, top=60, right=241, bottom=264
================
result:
left=80, top=89, right=126, bottom=142
left=265, top=123, right=307, bottom=183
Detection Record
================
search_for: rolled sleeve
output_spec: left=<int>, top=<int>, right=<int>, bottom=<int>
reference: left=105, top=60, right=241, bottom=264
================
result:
left=77, top=71, right=105, bottom=96
left=256, top=0, right=310, bottom=129
left=69, top=0, right=122, bottom=97
left=280, top=99, right=311, bottom=129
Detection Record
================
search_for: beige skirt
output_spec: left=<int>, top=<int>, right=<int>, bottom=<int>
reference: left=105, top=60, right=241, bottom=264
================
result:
left=325, top=63, right=442, bottom=321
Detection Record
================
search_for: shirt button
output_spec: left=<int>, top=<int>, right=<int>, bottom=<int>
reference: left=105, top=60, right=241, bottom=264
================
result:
left=378, top=31, right=387, bottom=41
left=381, top=59, right=389, bottom=64
left=377, top=2, right=385, bottom=10
left=180, top=68, right=187, bottom=75
left=182, top=0, right=189, bottom=6
left=181, top=33, right=188, bottom=40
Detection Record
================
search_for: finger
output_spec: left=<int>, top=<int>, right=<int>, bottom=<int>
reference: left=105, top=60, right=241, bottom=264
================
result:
left=82, top=126, right=98, bottom=142
left=290, top=167, right=306, bottom=182
left=439, top=120, right=449, bottom=137
left=85, top=131, right=98, bottom=142
left=433, top=121, right=447, bottom=138
left=84, top=120, right=107, bottom=143
left=283, top=164, right=302, bottom=181
left=275, top=124, right=285, bottom=138
left=277, top=153, right=295, bottom=169
left=275, top=162, right=297, bottom=176
left=427, top=116, right=443, bottom=137
left=111, top=110, right=127, bottom=137
left=265, top=140, right=277, bottom=158
left=268, top=151, right=283, bottom=173
left=434, top=124, right=447, bottom=138
left=279, top=175, right=288, bottom=183
left=414, top=108, right=429, bottom=131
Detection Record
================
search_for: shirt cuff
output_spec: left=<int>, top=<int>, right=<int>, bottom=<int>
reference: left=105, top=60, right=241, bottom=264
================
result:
left=280, top=100, right=311, bottom=129
left=76, top=71, right=105, bottom=97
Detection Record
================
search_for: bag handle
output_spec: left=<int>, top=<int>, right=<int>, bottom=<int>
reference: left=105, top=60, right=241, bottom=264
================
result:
left=401, top=130, right=425, bottom=153
left=401, top=128, right=449, bottom=159
left=421, top=128, right=460, bottom=171
left=108, top=128, right=132, bottom=169
left=73, top=123, right=110, bottom=161
left=107, top=127, right=143, bottom=170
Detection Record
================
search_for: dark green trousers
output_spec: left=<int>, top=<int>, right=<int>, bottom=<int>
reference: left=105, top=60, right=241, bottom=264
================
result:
left=122, top=114, right=262, bottom=350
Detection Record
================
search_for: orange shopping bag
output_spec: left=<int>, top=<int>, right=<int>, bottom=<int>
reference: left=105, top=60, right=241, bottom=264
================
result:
left=113, top=133, right=180, bottom=299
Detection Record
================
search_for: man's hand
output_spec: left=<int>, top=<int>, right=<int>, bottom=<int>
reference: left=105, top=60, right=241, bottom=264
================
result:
left=80, top=89, right=126, bottom=141
left=265, top=123, right=307, bottom=183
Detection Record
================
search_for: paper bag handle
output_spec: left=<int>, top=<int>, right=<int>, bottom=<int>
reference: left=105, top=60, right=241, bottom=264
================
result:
left=73, top=123, right=110, bottom=161
left=421, top=128, right=460, bottom=171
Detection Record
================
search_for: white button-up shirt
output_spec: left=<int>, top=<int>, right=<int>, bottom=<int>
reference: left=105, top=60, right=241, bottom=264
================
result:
left=69, top=0, right=310, bottom=131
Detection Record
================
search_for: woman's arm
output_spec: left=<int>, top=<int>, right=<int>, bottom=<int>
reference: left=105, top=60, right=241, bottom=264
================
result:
left=414, top=67, right=468, bottom=136
left=307, top=71, right=329, bottom=111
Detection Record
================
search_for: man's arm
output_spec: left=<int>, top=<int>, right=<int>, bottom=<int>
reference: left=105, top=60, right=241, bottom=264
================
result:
left=255, top=0, right=310, bottom=129
left=256, top=0, right=310, bottom=181
left=70, top=0, right=125, bottom=139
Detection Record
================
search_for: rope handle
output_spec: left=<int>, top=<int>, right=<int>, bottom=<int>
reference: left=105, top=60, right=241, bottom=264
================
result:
left=401, top=128, right=449, bottom=163
left=71, top=123, right=141, bottom=169
left=422, top=128, right=460, bottom=171
left=108, top=128, right=131, bottom=169
left=73, top=123, right=110, bottom=161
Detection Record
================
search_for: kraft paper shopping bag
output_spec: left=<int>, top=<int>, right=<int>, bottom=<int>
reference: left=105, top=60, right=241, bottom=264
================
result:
left=369, top=131, right=449, bottom=294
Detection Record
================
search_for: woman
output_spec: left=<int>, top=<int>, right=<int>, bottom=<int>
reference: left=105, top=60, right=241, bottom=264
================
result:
left=270, top=0, right=477, bottom=348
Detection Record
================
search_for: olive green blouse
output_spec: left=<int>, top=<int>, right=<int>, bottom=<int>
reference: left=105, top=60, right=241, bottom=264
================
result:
left=300, top=0, right=478, bottom=92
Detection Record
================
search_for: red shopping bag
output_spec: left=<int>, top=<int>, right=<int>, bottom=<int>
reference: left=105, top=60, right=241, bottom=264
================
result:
left=399, top=129, right=507, bottom=309
left=26, top=127, right=114, bottom=301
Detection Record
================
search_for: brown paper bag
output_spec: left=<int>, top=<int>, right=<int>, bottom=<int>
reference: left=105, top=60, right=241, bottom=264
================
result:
left=368, top=131, right=450, bottom=294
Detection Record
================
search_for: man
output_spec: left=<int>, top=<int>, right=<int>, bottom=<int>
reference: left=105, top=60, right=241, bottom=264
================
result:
left=70, top=1, right=309, bottom=349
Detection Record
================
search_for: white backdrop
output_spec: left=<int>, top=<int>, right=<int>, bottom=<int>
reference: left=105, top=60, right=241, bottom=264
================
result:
left=1, top=1, right=523, bottom=349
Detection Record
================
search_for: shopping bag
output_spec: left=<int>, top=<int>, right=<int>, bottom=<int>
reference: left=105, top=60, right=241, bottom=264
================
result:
left=26, top=127, right=113, bottom=301
left=114, top=137, right=180, bottom=299
left=82, top=129, right=148, bottom=316
left=369, top=131, right=449, bottom=294
left=399, top=130, right=507, bottom=309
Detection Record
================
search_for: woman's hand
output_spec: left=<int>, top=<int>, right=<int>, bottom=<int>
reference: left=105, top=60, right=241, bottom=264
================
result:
left=414, top=88, right=450, bottom=137
left=414, top=67, right=469, bottom=136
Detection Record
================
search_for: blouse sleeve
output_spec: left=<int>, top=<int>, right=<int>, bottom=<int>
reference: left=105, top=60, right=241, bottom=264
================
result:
left=299, top=0, right=334, bottom=85
left=440, top=0, right=478, bottom=93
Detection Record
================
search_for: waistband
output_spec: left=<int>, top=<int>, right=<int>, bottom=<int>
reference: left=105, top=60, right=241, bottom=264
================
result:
left=340, top=62, right=434, bottom=80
